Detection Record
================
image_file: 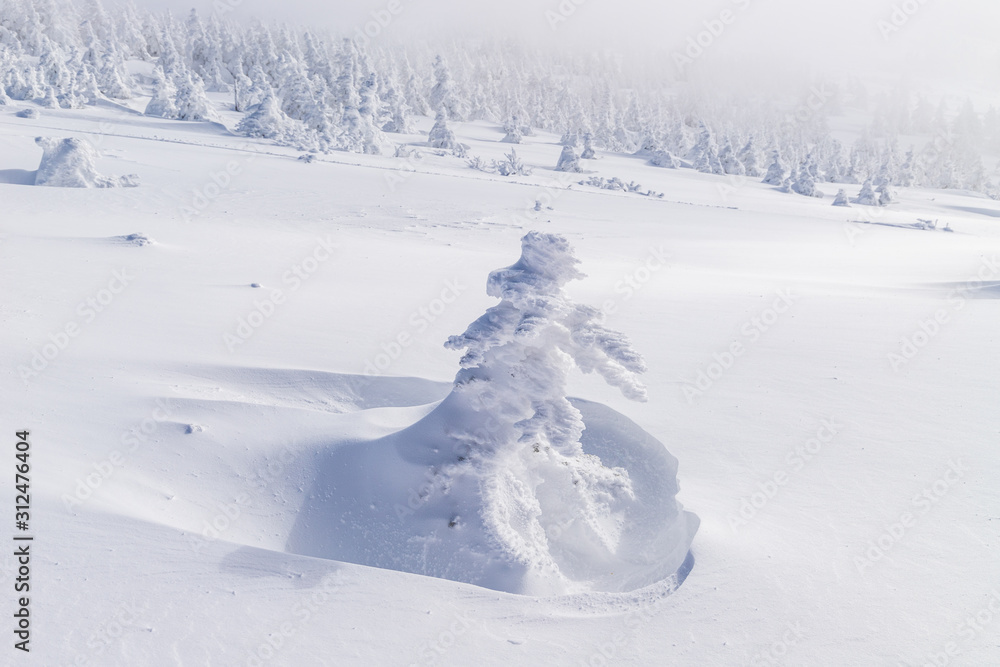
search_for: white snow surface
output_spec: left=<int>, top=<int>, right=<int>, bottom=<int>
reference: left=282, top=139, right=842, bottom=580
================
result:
left=1, top=97, right=999, bottom=666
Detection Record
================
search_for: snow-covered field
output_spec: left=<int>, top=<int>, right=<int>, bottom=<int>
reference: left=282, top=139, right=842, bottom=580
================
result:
left=2, top=93, right=1000, bottom=666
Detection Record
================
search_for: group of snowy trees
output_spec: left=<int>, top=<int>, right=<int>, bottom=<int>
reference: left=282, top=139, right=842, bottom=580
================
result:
left=0, top=0, right=996, bottom=195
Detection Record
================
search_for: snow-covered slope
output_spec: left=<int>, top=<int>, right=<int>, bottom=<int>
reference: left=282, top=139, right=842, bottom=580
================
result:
left=2, top=98, right=1000, bottom=665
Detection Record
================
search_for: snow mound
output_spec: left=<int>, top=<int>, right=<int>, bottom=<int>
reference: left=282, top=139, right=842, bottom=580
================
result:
left=286, top=233, right=698, bottom=595
left=15, top=107, right=39, bottom=119
left=111, top=232, right=155, bottom=246
left=286, top=394, right=698, bottom=596
left=34, top=137, right=139, bottom=188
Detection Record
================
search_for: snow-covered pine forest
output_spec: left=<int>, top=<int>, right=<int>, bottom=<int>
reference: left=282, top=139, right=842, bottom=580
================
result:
left=2, top=0, right=998, bottom=197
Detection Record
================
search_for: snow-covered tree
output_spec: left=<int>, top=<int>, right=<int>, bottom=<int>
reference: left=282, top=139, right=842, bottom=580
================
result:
left=791, top=156, right=822, bottom=197
left=337, top=71, right=388, bottom=154
left=440, top=232, right=650, bottom=587
left=580, top=132, right=596, bottom=159
left=96, top=45, right=134, bottom=99
left=144, top=64, right=177, bottom=118
left=855, top=179, right=879, bottom=206
left=832, top=188, right=850, bottom=206
left=555, top=144, right=581, bottom=172
left=380, top=81, right=411, bottom=133
left=738, top=136, right=761, bottom=177
left=428, top=108, right=457, bottom=149
left=174, top=70, right=217, bottom=121
left=688, top=123, right=723, bottom=175
left=501, top=115, right=523, bottom=144
left=876, top=179, right=896, bottom=206
left=649, top=149, right=680, bottom=168
left=236, top=91, right=291, bottom=139
left=428, top=54, right=463, bottom=121
left=762, top=149, right=786, bottom=185
left=718, top=137, right=744, bottom=175
left=559, top=128, right=578, bottom=148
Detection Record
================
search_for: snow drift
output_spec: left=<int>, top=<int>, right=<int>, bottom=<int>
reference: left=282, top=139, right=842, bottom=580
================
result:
left=287, top=232, right=698, bottom=595
left=34, top=137, right=139, bottom=188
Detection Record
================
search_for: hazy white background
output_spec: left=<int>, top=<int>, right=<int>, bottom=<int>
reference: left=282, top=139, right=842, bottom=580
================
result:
left=133, top=0, right=1000, bottom=84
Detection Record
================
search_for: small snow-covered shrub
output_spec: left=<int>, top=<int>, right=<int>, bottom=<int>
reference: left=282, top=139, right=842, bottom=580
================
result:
left=497, top=148, right=530, bottom=176
left=579, top=176, right=663, bottom=198
left=467, top=149, right=532, bottom=176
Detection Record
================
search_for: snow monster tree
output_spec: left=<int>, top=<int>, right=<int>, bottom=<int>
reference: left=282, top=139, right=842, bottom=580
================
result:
left=293, top=232, right=697, bottom=595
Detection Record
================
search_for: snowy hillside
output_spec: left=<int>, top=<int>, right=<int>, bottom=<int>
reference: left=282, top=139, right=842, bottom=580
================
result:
left=3, top=1, right=1000, bottom=665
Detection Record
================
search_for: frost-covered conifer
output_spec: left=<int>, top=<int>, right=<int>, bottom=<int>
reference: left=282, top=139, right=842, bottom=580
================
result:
left=762, top=149, right=786, bottom=185
left=429, top=54, right=463, bottom=121
left=440, top=232, right=650, bottom=585
left=649, top=149, right=680, bottom=168
left=738, top=136, right=761, bottom=177
left=501, top=115, right=523, bottom=144
left=719, top=138, right=745, bottom=176
left=236, top=91, right=289, bottom=139
left=428, top=108, right=457, bottom=149
left=855, top=178, right=879, bottom=206
left=555, top=144, right=581, bottom=172
left=792, top=157, right=823, bottom=197
left=380, top=82, right=411, bottom=133
left=580, top=132, right=596, bottom=159
left=174, top=71, right=216, bottom=121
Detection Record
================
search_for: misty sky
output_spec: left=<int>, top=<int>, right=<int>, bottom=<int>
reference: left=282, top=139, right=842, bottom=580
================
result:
left=133, top=0, right=1000, bottom=85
